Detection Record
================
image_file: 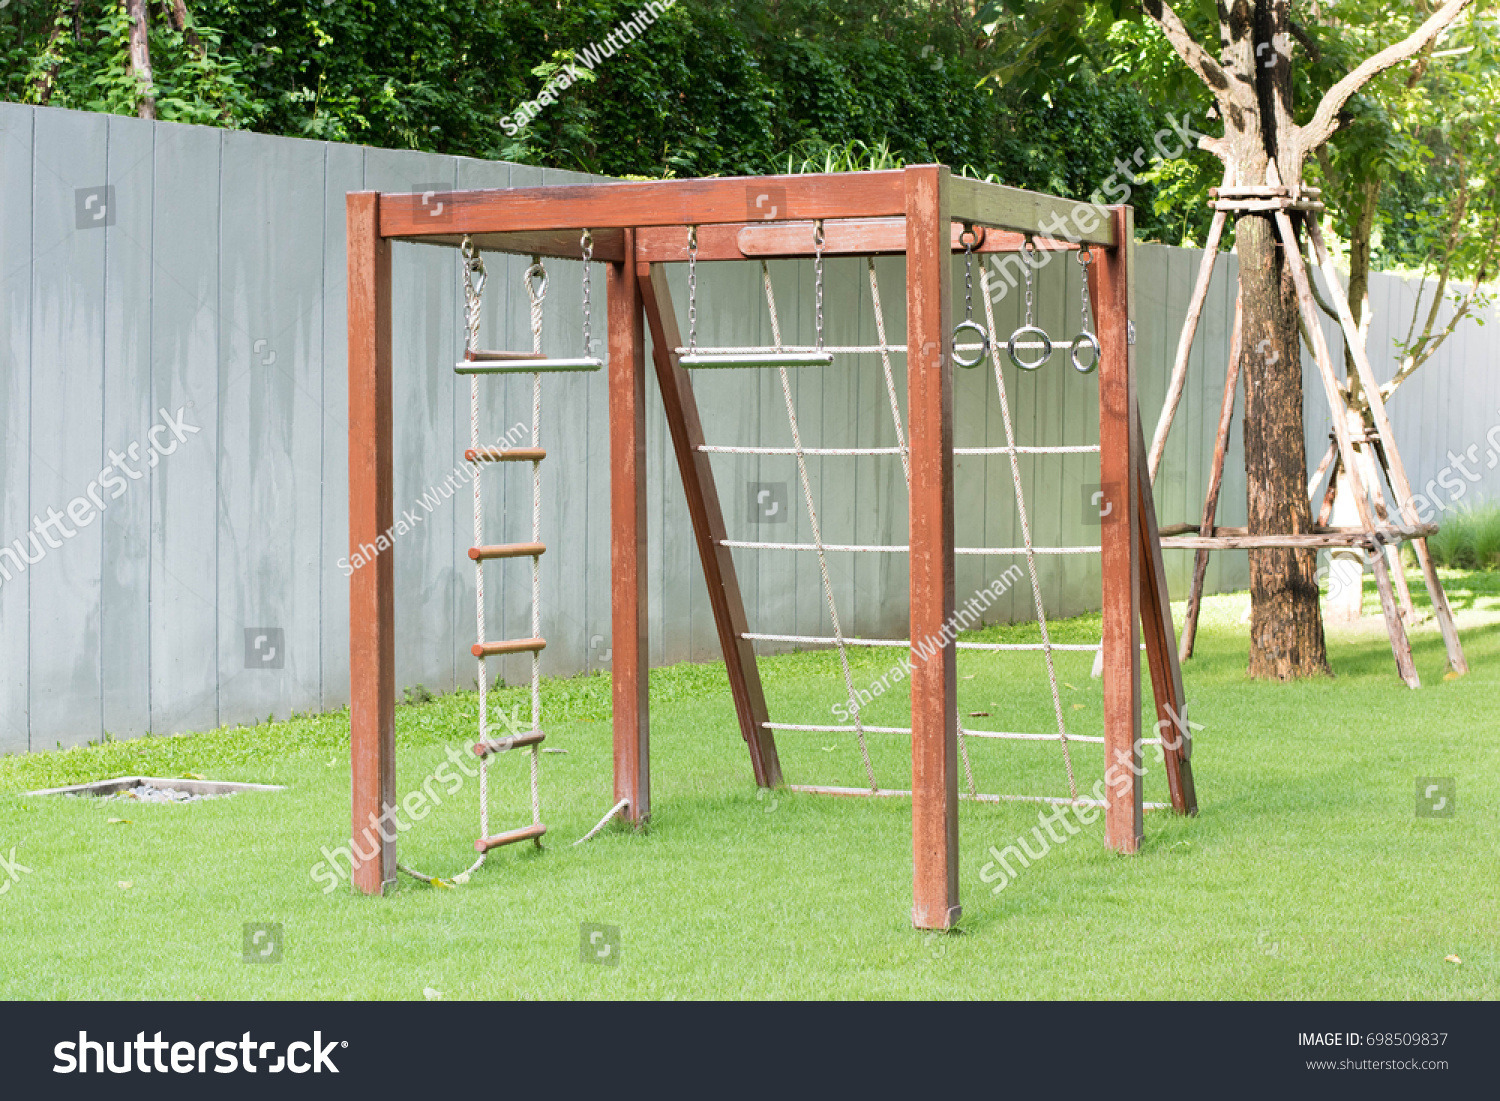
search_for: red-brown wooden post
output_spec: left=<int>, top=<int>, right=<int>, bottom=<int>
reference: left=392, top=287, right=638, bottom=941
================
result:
left=905, top=165, right=959, bottom=929
left=610, top=230, right=650, bottom=825
left=1094, top=205, right=1142, bottom=853
left=347, top=192, right=397, bottom=894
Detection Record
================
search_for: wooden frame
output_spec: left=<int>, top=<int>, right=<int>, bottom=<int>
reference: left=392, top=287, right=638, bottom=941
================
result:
left=347, top=168, right=1193, bottom=927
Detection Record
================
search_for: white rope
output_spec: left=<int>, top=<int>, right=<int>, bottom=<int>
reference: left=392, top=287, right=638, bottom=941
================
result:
left=700, top=444, right=906, bottom=456
left=785, top=785, right=1172, bottom=811
left=741, top=632, right=1102, bottom=651
left=573, top=798, right=630, bottom=846
left=762, top=260, right=879, bottom=792
left=955, top=445, right=1100, bottom=455
left=670, top=342, right=1048, bottom=355
left=764, top=720, right=1158, bottom=747
left=699, top=444, right=1096, bottom=456
left=720, top=540, right=1099, bottom=554
left=980, top=264, right=1078, bottom=800
left=867, top=258, right=913, bottom=489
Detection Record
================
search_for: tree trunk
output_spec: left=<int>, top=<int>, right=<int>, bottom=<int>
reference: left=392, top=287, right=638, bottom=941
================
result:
left=1236, top=211, right=1331, bottom=678
left=124, top=0, right=157, bottom=120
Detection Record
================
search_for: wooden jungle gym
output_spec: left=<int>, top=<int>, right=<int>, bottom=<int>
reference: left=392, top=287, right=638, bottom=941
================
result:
left=346, top=167, right=1198, bottom=929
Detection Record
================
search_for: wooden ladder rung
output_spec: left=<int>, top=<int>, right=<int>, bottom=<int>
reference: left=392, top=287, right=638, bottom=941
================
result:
left=472, top=637, right=546, bottom=658
left=467, top=447, right=545, bottom=463
left=473, top=822, right=547, bottom=852
left=467, top=349, right=556, bottom=361
left=471, top=730, right=545, bottom=757
left=469, top=542, right=545, bottom=561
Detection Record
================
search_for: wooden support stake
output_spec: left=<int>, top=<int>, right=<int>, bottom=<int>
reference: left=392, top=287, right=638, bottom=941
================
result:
left=1305, top=219, right=1467, bottom=675
left=1275, top=211, right=1419, bottom=687
left=905, top=165, right=960, bottom=930
left=347, top=192, right=397, bottom=895
left=1147, top=208, right=1228, bottom=483
left=1095, top=205, right=1143, bottom=852
left=1135, top=416, right=1197, bottom=815
left=637, top=262, right=782, bottom=788
left=1179, top=290, right=1242, bottom=661
left=610, top=230, right=651, bottom=825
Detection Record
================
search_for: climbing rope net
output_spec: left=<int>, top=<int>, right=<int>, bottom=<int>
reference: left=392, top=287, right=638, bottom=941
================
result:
left=687, top=227, right=1165, bottom=809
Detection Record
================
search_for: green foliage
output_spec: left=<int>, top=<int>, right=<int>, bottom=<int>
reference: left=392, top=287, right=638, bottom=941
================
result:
left=2, top=0, right=1188, bottom=239
left=1425, top=503, right=1500, bottom=571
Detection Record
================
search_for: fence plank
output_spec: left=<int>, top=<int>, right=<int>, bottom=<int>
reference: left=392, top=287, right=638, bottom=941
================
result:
left=100, top=114, right=156, bottom=740
left=0, top=104, right=33, bottom=754
left=150, top=121, right=221, bottom=734
left=217, top=130, right=328, bottom=726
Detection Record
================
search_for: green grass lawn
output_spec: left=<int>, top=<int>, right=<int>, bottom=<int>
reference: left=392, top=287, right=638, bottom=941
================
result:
left=1, top=571, right=1496, bottom=1000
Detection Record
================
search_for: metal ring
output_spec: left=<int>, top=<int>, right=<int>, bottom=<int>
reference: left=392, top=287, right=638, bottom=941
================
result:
left=525, top=262, right=548, bottom=303
left=1007, top=325, right=1052, bottom=371
left=951, top=320, right=990, bottom=368
left=1070, top=332, right=1101, bottom=374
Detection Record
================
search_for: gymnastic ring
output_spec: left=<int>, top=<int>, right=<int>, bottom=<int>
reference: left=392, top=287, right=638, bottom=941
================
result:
left=951, top=320, right=990, bottom=369
left=1007, top=325, right=1052, bottom=371
left=1070, top=332, right=1101, bottom=374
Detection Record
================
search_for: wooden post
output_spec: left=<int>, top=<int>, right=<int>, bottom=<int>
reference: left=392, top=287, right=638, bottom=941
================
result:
left=1274, top=210, right=1419, bottom=687
left=610, top=230, right=650, bottom=825
left=347, top=192, right=396, bottom=895
left=1179, top=291, right=1242, bottom=660
left=637, top=262, right=782, bottom=788
left=905, top=165, right=959, bottom=929
left=1095, top=206, right=1142, bottom=853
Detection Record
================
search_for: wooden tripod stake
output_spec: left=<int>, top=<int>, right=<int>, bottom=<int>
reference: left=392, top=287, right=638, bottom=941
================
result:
left=1149, top=185, right=1467, bottom=685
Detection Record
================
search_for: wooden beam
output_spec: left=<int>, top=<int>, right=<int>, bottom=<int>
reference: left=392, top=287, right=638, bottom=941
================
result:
left=347, top=192, right=397, bottom=895
left=392, top=229, right=628, bottom=262
left=633, top=219, right=1083, bottom=263
left=380, top=172, right=908, bottom=239
left=948, top=175, right=1116, bottom=246
left=1179, top=291, right=1242, bottom=661
left=1135, top=416, right=1197, bottom=815
left=1274, top=210, right=1419, bottom=687
left=1094, top=205, right=1142, bottom=853
left=636, top=261, right=782, bottom=788
left=905, top=164, right=960, bottom=931
left=609, top=230, right=651, bottom=826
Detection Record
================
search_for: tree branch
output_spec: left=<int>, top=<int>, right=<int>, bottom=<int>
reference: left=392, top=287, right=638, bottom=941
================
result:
left=1297, top=0, right=1475, bottom=155
left=1142, top=0, right=1237, bottom=104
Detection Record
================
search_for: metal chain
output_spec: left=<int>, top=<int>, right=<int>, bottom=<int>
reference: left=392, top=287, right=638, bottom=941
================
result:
left=580, top=228, right=594, bottom=356
left=813, top=219, right=825, bottom=351
left=460, top=235, right=487, bottom=356
left=687, top=225, right=699, bottom=352
left=1078, top=245, right=1093, bottom=333
left=961, top=225, right=977, bottom=321
left=1022, top=236, right=1037, bottom=328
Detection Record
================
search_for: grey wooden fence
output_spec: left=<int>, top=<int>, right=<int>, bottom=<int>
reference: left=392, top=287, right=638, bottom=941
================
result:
left=1, top=102, right=1491, bottom=754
